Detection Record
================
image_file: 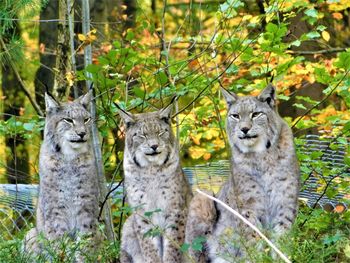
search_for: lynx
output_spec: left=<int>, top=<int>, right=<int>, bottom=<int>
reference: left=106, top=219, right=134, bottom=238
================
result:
left=186, top=84, right=300, bottom=262
left=24, top=92, right=100, bottom=260
left=118, top=101, right=192, bottom=263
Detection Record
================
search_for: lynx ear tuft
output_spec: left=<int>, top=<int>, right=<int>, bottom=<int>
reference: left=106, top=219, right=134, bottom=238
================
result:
left=115, top=103, right=135, bottom=128
left=77, top=90, right=92, bottom=110
left=221, top=87, right=238, bottom=108
left=160, top=96, right=178, bottom=123
left=257, top=84, right=276, bottom=108
left=45, top=92, right=60, bottom=111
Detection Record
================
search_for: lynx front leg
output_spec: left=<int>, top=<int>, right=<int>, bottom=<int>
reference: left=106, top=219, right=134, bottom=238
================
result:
left=163, top=212, right=186, bottom=263
left=120, top=216, right=143, bottom=263
left=134, top=214, right=162, bottom=263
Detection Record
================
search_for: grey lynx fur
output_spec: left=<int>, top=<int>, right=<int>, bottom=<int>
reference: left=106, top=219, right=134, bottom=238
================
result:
left=24, top=92, right=100, bottom=259
left=119, top=101, right=192, bottom=263
left=186, top=84, right=300, bottom=262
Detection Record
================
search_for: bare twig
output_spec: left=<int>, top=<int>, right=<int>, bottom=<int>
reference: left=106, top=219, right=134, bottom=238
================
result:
left=98, top=180, right=123, bottom=221
left=196, top=189, right=292, bottom=263
left=288, top=47, right=349, bottom=55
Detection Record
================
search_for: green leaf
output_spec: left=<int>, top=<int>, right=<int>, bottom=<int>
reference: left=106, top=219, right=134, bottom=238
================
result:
left=317, top=25, right=327, bottom=31
left=23, top=122, right=35, bottom=131
left=290, top=40, right=301, bottom=47
left=293, top=103, right=307, bottom=110
left=305, top=31, right=321, bottom=39
left=133, top=87, right=145, bottom=98
left=277, top=94, right=290, bottom=101
left=180, top=243, right=190, bottom=253
left=192, top=236, right=206, bottom=251
left=125, top=31, right=135, bottom=41
left=314, top=67, right=331, bottom=84
left=144, top=208, right=162, bottom=218
left=304, top=8, right=318, bottom=18
left=336, top=137, right=347, bottom=144
left=85, top=64, right=100, bottom=73
left=156, top=71, right=168, bottom=86
left=226, top=64, right=239, bottom=75
left=334, top=51, right=350, bottom=70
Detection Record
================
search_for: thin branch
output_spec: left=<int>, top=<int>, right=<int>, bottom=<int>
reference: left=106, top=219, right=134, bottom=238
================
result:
left=288, top=47, right=349, bottom=55
left=0, top=37, right=44, bottom=116
left=196, top=189, right=292, bottom=263
left=98, top=180, right=123, bottom=221
left=292, top=68, right=350, bottom=129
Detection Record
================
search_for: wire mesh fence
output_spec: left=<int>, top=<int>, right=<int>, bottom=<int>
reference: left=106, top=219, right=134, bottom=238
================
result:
left=0, top=135, right=349, bottom=240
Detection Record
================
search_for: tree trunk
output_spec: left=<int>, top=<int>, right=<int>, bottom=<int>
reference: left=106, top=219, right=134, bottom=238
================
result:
left=1, top=22, right=30, bottom=184
left=34, top=1, right=58, bottom=108
left=53, top=0, right=71, bottom=100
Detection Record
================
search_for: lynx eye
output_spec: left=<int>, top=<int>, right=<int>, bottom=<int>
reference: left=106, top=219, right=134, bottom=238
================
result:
left=251, top=112, right=262, bottom=119
left=159, top=130, right=168, bottom=136
left=230, top=114, right=240, bottom=120
left=84, top=117, right=91, bottom=124
left=63, top=118, right=74, bottom=124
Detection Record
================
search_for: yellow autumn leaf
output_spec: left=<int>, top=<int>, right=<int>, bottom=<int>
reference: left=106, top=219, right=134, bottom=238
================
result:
left=322, top=31, right=330, bottom=42
left=89, top=34, right=97, bottom=41
left=190, top=133, right=202, bottom=145
left=203, top=152, right=211, bottom=160
left=213, top=137, right=225, bottom=150
left=78, top=33, right=86, bottom=41
left=188, top=146, right=206, bottom=159
left=203, top=129, right=219, bottom=140
left=66, top=71, right=75, bottom=87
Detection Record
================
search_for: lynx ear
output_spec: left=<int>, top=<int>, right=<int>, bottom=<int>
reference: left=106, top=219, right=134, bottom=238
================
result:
left=221, top=87, right=238, bottom=108
left=45, top=92, right=59, bottom=111
left=119, top=110, right=135, bottom=128
left=159, top=96, right=177, bottom=123
left=76, top=90, right=92, bottom=109
left=257, top=84, right=276, bottom=108
left=114, top=102, right=135, bottom=128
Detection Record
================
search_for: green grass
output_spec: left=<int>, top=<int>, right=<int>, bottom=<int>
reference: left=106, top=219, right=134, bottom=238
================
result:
left=1, top=205, right=349, bottom=262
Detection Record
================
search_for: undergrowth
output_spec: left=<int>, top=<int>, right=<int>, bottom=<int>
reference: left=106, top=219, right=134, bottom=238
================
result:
left=1, top=204, right=349, bottom=262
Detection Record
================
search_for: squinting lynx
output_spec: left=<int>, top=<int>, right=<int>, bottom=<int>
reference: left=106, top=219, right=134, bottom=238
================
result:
left=186, top=84, right=300, bottom=262
left=119, top=101, right=192, bottom=263
left=24, top=92, right=100, bottom=259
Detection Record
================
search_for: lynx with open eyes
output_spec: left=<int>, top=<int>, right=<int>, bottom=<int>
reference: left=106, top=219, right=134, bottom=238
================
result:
left=24, top=92, right=100, bottom=262
left=185, top=85, right=300, bottom=263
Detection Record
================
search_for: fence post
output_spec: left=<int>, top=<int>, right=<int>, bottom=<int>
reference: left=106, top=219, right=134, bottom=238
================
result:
left=81, top=0, right=115, bottom=242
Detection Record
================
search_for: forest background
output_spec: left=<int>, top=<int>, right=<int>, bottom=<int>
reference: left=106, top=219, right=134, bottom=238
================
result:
left=0, top=0, right=350, bottom=262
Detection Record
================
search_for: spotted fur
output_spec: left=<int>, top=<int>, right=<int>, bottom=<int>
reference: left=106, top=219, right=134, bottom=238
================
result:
left=119, top=103, right=192, bottom=263
left=186, top=85, right=300, bottom=262
left=24, top=92, right=100, bottom=260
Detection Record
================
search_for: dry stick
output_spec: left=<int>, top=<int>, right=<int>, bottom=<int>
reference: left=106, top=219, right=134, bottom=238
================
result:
left=196, top=189, right=292, bottom=263
left=0, top=37, right=44, bottom=116
left=81, top=0, right=115, bottom=242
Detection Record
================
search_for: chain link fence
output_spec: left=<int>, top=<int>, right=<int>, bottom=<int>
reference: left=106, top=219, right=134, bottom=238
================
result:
left=1, top=135, right=349, bottom=240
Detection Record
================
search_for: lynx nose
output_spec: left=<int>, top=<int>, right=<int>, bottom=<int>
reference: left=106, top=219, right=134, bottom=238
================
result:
left=241, top=127, right=250, bottom=134
left=150, top=144, right=158, bottom=151
left=78, top=131, right=86, bottom=139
